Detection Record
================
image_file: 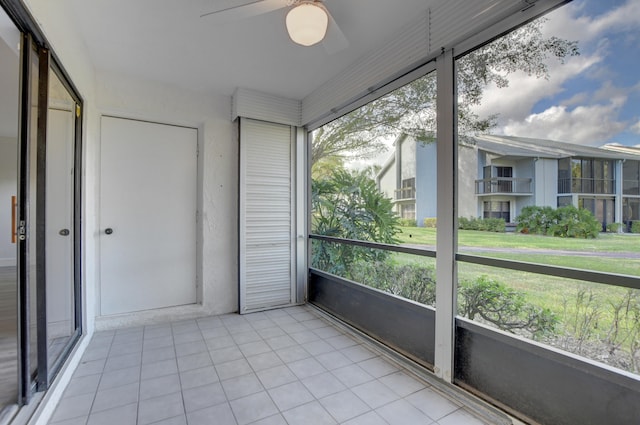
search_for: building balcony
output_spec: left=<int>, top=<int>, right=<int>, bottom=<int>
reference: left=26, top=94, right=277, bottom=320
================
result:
left=474, top=178, right=532, bottom=196
left=557, top=178, right=615, bottom=194
left=394, top=187, right=416, bottom=201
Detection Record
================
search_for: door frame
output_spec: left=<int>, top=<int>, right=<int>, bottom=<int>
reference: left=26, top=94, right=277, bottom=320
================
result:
left=5, top=0, right=84, bottom=405
left=97, top=115, right=198, bottom=316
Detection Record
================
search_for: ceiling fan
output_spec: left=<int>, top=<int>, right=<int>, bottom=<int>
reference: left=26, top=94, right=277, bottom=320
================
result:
left=200, top=0, right=349, bottom=53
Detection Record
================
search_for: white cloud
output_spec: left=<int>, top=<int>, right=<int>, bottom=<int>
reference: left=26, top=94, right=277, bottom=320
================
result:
left=542, top=0, right=640, bottom=45
left=472, top=52, right=603, bottom=125
left=501, top=102, right=627, bottom=145
left=475, top=1, right=640, bottom=145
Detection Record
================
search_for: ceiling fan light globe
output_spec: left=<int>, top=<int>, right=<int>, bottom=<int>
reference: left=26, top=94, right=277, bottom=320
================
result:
left=285, top=3, right=329, bottom=46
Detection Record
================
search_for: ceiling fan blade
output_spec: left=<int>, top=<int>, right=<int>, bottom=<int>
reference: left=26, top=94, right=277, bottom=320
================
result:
left=200, top=0, right=288, bottom=21
left=322, top=9, right=349, bottom=54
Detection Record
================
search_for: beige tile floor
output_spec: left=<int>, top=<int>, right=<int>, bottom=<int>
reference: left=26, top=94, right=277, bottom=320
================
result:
left=48, top=305, right=489, bottom=425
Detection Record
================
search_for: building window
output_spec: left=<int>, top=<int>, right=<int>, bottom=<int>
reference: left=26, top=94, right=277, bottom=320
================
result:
left=483, top=201, right=510, bottom=222
left=557, top=196, right=573, bottom=207
left=495, top=167, right=513, bottom=192
left=400, top=203, right=416, bottom=220
left=567, top=158, right=615, bottom=194
left=396, top=177, right=416, bottom=200
left=623, top=198, right=639, bottom=229
left=578, top=197, right=614, bottom=231
left=558, top=158, right=571, bottom=193
left=623, top=160, right=640, bottom=196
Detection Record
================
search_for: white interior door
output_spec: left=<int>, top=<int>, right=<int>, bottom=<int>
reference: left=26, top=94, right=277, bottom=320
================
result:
left=239, top=118, right=295, bottom=313
left=100, top=116, right=197, bottom=315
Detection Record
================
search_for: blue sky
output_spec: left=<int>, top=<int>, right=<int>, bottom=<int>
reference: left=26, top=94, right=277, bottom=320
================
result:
left=476, top=0, right=640, bottom=147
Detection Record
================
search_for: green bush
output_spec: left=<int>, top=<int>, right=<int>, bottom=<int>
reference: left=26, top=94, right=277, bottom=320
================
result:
left=350, top=261, right=436, bottom=307
left=398, top=218, right=417, bottom=227
left=342, top=263, right=558, bottom=340
left=311, top=170, right=400, bottom=275
left=459, top=216, right=505, bottom=232
left=459, top=275, right=558, bottom=339
left=606, top=222, right=621, bottom=233
left=516, top=205, right=600, bottom=238
left=423, top=217, right=437, bottom=228
left=515, top=205, right=556, bottom=234
left=550, top=206, right=601, bottom=238
left=632, top=221, right=640, bottom=234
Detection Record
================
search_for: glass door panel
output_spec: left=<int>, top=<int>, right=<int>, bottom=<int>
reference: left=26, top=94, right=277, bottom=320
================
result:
left=0, top=5, right=20, bottom=414
left=25, top=38, right=40, bottom=394
left=45, top=68, right=77, bottom=374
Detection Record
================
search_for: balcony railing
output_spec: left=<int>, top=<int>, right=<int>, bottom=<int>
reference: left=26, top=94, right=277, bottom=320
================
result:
left=557, top=178, right=615, bottom=194
left=394, top=186, right=416, bottom=200
left=475, top=178, right=532, bottom=195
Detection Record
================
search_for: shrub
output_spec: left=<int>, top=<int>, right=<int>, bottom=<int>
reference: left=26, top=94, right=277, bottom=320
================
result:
left=632, top=221, right=640, bottom=234
left=515, top=205, right=600, bottom=238
left=515, top=205, right=556, bottom=235
left=606, top=222, right=621, bottom=233
left=350, top=261, right=436, bottom=307
left=311, top=170, right=400, bottom=275
left=423, top=217, right=437, bottom=228
left=459, top=216, right=505, bottom=232
left=459, top=275, right=558, bottom=339
left=549, top=206, right=601, bottom=238
left=398, top=218, right=417, bottom=227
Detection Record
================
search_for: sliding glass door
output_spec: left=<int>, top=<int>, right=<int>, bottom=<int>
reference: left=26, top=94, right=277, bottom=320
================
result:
left=0, top=5, right=20, bottom=415
left=1, top=1, right=83, bottom=416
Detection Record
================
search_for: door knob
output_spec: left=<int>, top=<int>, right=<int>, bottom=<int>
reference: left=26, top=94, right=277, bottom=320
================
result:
left=105, top=228, right=113, bottom=235
left=59, top=229, right=70, bottom=236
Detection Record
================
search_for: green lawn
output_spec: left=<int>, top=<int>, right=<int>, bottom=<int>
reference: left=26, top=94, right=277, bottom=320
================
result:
left=396, top=227, right=640, bottom=277
left=397, top=226, right=640, bottom=253
left=388, top=227, right=640, bottom=363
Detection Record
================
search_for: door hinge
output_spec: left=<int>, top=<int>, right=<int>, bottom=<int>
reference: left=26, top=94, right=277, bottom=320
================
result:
left=76, top=104, right=81, bottom=117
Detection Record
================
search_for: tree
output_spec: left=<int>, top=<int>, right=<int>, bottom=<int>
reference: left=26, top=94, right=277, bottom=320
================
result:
left=311, top=169, right=400, bottom=275
left=311, top=19, right=579, bottom=167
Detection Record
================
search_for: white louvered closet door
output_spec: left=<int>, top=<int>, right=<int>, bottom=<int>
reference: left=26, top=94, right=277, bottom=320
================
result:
left=239, top=118, right=296, bottom=313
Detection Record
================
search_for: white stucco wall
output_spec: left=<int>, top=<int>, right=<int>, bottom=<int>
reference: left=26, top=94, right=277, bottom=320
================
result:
left=457, top=143, right=478, bottom=218
left=94, top=70, right=238, bottom=325
left=400, top=137, right=416, bottom=181
left=378, top=161, right=396, bottom=199
left=535, top=158, right=558, bottom=208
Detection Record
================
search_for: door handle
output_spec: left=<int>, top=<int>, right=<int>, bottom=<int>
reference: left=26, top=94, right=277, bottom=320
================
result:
left=59, top=229, right=70, bottom=236
left=11, top=196, right=16, bottom=243
left=105, top=228, right=113, bottom=235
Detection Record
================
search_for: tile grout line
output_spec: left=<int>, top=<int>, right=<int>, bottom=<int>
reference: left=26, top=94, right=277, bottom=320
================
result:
left=83, top=331, right=114, bottom=425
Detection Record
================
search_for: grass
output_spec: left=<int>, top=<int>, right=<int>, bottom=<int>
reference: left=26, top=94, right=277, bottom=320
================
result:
left=397, top=226, right=640, bottom=252
left=396, top=227, right=640, bottom=277
left=388, top=228, right=640, bottom=365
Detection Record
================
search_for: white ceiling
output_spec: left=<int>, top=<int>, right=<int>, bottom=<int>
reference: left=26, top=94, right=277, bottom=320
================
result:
left=65, top=0, right=434, bottom=100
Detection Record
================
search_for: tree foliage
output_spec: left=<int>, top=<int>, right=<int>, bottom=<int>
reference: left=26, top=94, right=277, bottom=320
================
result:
left=516, top=205, right=601, bottom=238
left=311, top=19, right=579, bottom=166
left=459, top=275, right=558, bottom=339
left=311, top=170, right=400, bottom=275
